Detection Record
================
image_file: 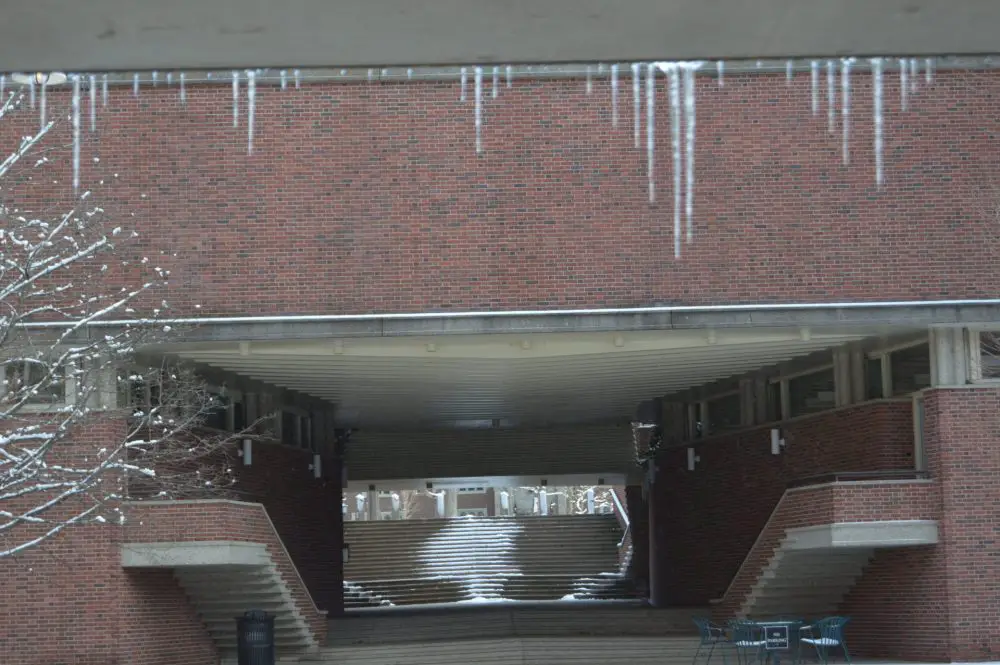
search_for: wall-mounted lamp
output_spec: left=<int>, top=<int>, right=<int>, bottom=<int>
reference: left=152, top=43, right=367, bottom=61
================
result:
left=312, top=453, right=322, bottom=479
left=770, top=428, right=786, bottom=455
left=342, top=544, right=350, bottom=564
left=11, top=72, right=68, bottom=86
left=687, top=447, right=700, bottom=471
left=240, top=438, right=253, bottom=466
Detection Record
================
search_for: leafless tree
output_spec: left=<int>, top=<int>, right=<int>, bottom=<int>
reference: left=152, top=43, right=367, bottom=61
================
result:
left=0, top=80, right=244, bottom=559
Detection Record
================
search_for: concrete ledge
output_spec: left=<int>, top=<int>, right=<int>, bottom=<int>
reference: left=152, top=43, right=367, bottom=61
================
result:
left=121, top=540, right=270, bottom=568
left=785, top=520, right=939, bottom=550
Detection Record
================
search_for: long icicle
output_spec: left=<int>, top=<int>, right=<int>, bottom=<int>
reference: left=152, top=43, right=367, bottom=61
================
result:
left=716, top=60, right=724, bottom=87
left=492, top=66, right=499, bottom=98
left=826, top=60, right=836, bottom=133
left=102, top=74, right=108, bottom=107
left=810, top=61, right=819, bottom=115
left=786, top=60, right=794, bottom=83
left=669, top=67, right=682, bottom=259
left=586, top=65, right=593, bottom=95
left=39, top=78, right=47, bottom=131
left=474, top=66, right=483, bottom=153
left=632, top=63, right=641, bottom=148
left=910, top=58, right=918, bottom=93
left=841, top=58, right=852, bottom=165
left=925, top=58, right=934, bottom=84
left=684, top=66, right=697, bottom=242
left=0, top=75, right=5, bottom=103
left=461, top=67, right=468, bottom=101
left=506, top=65, right=512, bottom=88
left=294, top=69, right=301, bottom=88
left=900, top=58, right=909, bottom=111
left=72, top=75, right=80, bottom=193
left=29, top=79, right=35, bottom=109
left=180, top=72, right=186, bottom=104
left=611, top=64, right=619, bottom=127
left=280, top=70, right=288, bottom=90
left=247, top=70, right=256, bottom=155
left=89, top=74, right=96, bottom=132
left=232, top=71, right=239, bottom=128
left=646, top=64, right=655, bottom=203
left=872, top=58, right=884, bottom=188
left=133, top=73, right=139, bottom=97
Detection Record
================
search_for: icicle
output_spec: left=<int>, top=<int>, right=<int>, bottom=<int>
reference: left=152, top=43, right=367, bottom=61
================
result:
left=72, top=75, right=80, bottom=193
left=367, top=69, right=373, bottom=83
left=810, top=61, right=819, bottom=115
left=294, top=69, right=302, bottom=88
left=280, top=70, right=287, bottom=90
left=102, top=74, right=108, bottom=107
left=900, top=58, right=909, bottom=111
left=166, top=72, right=173, bottom=86
left=381, top=69, right=389, bottom=78
left=29, top=79, right=35, bottom=109
left=179, top=72, right=186, bottom=104
left=841, top=59, right=853, bottom=165
left=407, top=68, right=414, bottom=80
left=232, top=70, right=239, bottom=128
left=786, top=60, right=794, bottom=83
left=492, top=66, right=499, bottom=99
left=247, top=70, right=256, bottom=155
left=668, top=67, right=682, bottom=259
left=646, top=64, right=655, bottom=203
left=461, top=67, right=468, bottom=102
left=133, top=73, right=139, bottom=97
left=586, top=65, right=593, bottom=95
left=598, top=63, right=606, bottom=74
left=871, top=58, right=884, bottom=188
left=474, top=66, right=483, bottom=153
left=506, top=65, right=512, bottom=88
left=39, top=78, right=47, bottom=130
left=0, top=75, right=5, bottom=102
left=909, top=58, right=918, bottom=93
left=684, top=66, right=697, bottom=242
left=89, top=74, right=96, bottom=133
left=611, top=64, right=619, bottom=127
left=716, top=60, right=724, bottom=87
left=632, top=63, right=641, bottom=148
left=826, top=60, right=836, bottom=133
left=925, top=58, right=934, bottom=84
left=151, top=70, right=158, bottom=86
left=756, top=60, right=763, bottom=69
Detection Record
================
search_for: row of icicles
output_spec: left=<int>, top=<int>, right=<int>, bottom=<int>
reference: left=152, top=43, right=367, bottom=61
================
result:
left=1, top=57, right=936, bottom=259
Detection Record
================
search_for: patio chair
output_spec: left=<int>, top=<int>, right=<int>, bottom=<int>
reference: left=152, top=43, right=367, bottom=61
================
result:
left=799, top=616, right=851, bottom=665
left=728, top=619, right=765, bottom=665
left=692, top=617, right=729, bottom=665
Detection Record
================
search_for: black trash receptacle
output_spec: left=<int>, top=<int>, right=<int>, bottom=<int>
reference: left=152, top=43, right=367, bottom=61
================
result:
left=236, top=610, right=275, bottom=665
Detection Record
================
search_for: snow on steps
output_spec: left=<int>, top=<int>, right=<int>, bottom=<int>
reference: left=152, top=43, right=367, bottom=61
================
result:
left=343, top=514, right=629, bottom=607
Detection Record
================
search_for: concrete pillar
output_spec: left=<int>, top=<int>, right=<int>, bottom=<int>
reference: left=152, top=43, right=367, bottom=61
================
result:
left=625, top=485, right=649, bottom=598
left=647, top=460, right=668, bottom=607
left=586, top=488, right=595, bottom=514
left=929, top=327, right=974, bottom=387
left=850, top=348, right=867, bottom=403
left=539, top=489, right=548, bottom=516
left=739, top=378, right=756, bottom=427
left=445, top=489, right=458, bottom=517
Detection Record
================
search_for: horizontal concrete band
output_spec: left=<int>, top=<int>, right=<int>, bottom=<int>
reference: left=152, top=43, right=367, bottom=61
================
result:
left=785, top=520, right=940, bottom=550
left=114, top=301, right=1000, bottom=343
left=1, top=0, right=997, bottom=72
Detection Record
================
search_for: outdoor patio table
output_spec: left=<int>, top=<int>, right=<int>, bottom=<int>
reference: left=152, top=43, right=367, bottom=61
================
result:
left=752, top=619, right=806, bottom=665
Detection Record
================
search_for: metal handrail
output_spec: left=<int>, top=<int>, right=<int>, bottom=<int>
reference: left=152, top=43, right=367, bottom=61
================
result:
left=609, top=488, right=631, bottom=549
left=787, top=469, right=930, bottom=489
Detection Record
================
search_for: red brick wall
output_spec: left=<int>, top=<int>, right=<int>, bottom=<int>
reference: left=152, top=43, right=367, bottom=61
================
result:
left=3, top=70, right=998, bottom=317
left=229, top=442, right=344, bottom=613
left=650, top=400, right=914, bottom=606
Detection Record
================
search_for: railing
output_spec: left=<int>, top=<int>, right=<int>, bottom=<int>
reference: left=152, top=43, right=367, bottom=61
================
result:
left=787, top=469, right=930, bottom=489
left=610, top=487, right=630, bottom=549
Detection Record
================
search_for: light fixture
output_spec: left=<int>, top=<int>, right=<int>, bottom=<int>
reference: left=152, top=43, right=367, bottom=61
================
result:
left=342, top=544, right=350, bottom=564
left=241, top=438, right=253, bottom=466
left=312, top=453, right=322, bottom=479
left=687, top=447, right=701, bottom=471
left=12, top=72, right=68, bottom=86
left=770, top=428, right=786, bottom=455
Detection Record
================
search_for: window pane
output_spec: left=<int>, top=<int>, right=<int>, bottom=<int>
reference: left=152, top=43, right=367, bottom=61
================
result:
left=707, top=393, right=742, bottom=434
left=281, top=411, right=298, bottom=446
left=890, top=343, right=930, bottom=396
left=981, top=332, right=1000, bottom=379
left=867, top=357, right=884, bottom=399
left=7, top=361, right=65, bottom=404
left=789, top=368, right=836, bottom=418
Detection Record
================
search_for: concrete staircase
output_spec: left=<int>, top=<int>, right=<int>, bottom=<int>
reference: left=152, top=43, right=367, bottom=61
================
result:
left=739, top=546, right=874, bottom=619
left=174, top=561, right=319, bottom=655
left=344, top=514, right=629, bottom=606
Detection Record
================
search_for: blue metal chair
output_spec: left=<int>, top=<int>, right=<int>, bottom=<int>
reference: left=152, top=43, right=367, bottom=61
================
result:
left=728, top=619, right=765, bottom=665
left=692, top=617, right=729, bottom=665
left=799, top=616, right=851, bottom=665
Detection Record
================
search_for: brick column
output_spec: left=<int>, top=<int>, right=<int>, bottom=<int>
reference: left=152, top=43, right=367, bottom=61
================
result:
left=625, top=485, right=649, bottom=599
left=922, top=387, right=1000, bottom=661
left=647, top=460, right=670, bottom=607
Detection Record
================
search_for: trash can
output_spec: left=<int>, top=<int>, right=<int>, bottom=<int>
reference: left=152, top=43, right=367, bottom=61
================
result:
left=236, top=609, right=275, bottom=665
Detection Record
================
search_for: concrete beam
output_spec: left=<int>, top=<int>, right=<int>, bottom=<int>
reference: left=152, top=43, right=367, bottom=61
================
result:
left=146, top=302, right=1000, bottom=344
left=2, top=0, right=999, bottom=73
left=121, top=540, right=269, bottom=567
left=785, top=520, right=939, bottom=550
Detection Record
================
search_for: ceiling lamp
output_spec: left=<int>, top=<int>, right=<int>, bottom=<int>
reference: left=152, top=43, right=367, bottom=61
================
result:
left=11, top=72, right=68, bottom=86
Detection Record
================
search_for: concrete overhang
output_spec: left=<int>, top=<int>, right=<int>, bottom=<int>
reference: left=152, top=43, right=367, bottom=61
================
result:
left=121, top=540, right=269, bottom=567
left=2, top=1, right=999, bottom=73
left=785, top=520, right=939, bottom=550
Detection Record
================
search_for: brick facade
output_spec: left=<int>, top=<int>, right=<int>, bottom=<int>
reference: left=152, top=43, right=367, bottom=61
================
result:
left=649, top=399, right=915, bottom=606
left=1, top=70, right=998, bottom=318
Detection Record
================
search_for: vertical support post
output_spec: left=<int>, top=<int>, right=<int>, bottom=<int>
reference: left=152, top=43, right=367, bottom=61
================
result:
left=930, top=327, right=972, bottom=387
left=586, top=488, right=595, bottom=514
left=539, top=489, right=548, bottom=516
